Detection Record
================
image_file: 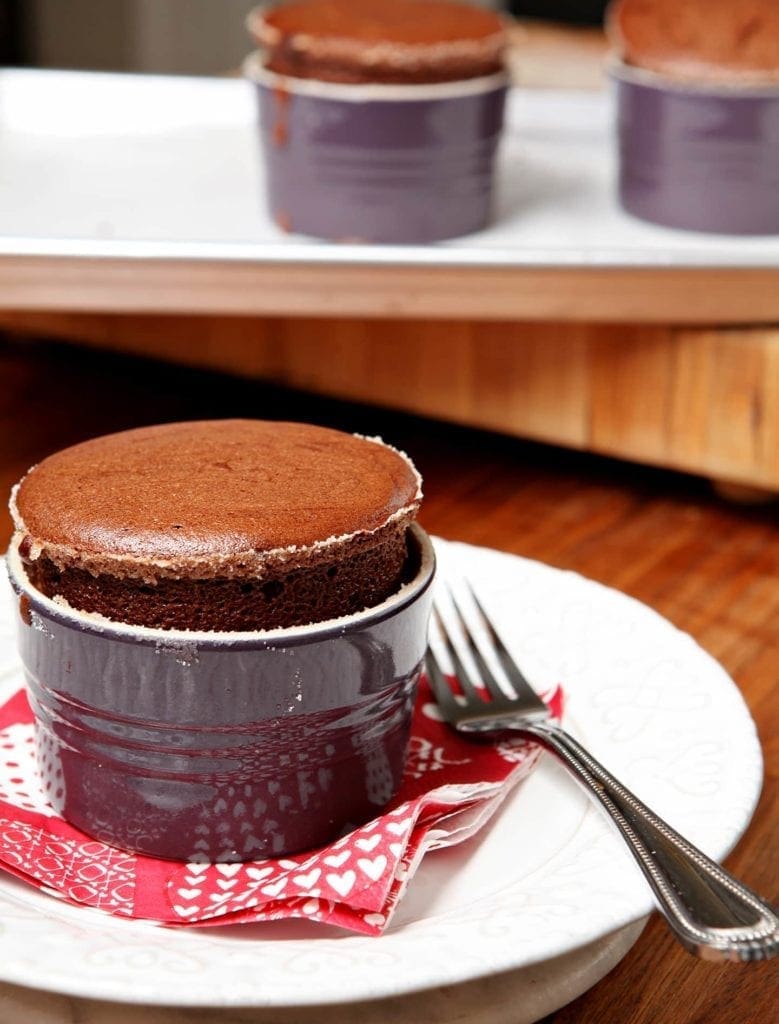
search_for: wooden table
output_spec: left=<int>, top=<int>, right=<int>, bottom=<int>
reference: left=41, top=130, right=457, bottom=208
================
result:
left=0, top=338, right=775, bottom=1023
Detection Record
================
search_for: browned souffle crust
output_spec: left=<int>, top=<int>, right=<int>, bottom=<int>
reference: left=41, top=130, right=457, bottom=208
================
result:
left=607, top=0, right=779, bottom=85
left=10, top=419, right=423, bottom=631
left=250, top=0, right=507, bottom=84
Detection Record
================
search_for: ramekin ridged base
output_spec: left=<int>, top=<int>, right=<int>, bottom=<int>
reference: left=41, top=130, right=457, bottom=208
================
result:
left=245, top=53, right=508, bottom=243
left=612, top=60, right=779, bottom=235
left=7, top=525, right=435, bottom=862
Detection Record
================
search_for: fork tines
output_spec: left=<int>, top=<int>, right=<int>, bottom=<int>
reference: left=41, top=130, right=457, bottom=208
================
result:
left=425, top=581, right=549, bottom=722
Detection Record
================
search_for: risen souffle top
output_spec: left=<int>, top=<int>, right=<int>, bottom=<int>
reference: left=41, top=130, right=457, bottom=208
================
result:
left=607, top=0, right=779, bottom=85
left=250, top=0, right=508, bottom=84
left=10, top=419, right=423, bottom=631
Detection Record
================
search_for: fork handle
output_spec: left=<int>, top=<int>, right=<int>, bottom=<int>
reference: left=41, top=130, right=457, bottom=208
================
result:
left=517, top=721, right=778, bottom=962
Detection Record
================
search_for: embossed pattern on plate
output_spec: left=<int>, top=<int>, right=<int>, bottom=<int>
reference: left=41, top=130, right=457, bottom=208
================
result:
left=0, top=538, right=763, bottom=1007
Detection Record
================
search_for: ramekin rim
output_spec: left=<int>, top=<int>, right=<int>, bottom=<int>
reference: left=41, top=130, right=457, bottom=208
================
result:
left=607, top=56, right=779, bottom=98
left=242, top=50, right=509, bottom=102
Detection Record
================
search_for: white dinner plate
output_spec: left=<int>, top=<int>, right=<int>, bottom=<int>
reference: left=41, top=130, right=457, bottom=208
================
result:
left=0, top=539, right=763, bottom=1008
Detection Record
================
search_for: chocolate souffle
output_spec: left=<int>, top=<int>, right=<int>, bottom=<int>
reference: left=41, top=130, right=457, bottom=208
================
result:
left=250, top=0, right=507, bottom=84
left=607, top=0, right=779, bottom=85
left=10, top=420, right=423, bottom=631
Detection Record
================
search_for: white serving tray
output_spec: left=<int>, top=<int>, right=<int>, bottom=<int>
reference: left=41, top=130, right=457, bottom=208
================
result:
left=0, top=68, right=776, bottom=322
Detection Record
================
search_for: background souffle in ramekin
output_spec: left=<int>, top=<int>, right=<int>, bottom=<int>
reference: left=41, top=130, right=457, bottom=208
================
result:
left=245, top=0, right=510, bottom=242
left=607, top=0, right=779, bottom=234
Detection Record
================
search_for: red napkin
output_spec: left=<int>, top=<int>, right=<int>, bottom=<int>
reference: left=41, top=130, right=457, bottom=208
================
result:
left=0, top=681, right=562, bottom=935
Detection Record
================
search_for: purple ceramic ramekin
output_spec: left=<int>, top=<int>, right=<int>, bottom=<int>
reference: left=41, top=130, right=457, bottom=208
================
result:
left=611, top=59, right=779, bottom=235
left=244, top=52, right=508, bottom=243
left=7, top=525, right=435, bottom=862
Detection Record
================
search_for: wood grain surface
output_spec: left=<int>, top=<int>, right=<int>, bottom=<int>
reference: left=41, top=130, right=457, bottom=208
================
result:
left=0, top=338, right=776, bottom=1024
left=2, top=312, right=778, bottom=493
left=2, top=257, right=779, bottom=325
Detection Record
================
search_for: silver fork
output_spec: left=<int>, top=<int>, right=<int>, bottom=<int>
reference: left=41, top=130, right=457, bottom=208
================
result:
left=425, top=582, right=778, bottom=963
